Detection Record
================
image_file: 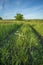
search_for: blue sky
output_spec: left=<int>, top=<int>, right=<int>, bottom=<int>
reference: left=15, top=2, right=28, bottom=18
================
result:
left=0, top=0, right=43, bottom=19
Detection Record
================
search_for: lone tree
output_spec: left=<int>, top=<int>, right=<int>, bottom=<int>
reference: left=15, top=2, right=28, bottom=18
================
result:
left=14, top=13, right=24, bottom=20
left=0, top=17, right=3, bottom=20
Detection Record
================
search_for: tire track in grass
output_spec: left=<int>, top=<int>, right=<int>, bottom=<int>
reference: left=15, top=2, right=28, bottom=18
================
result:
left=29, top=25, right=43, bottom=46
left=10, top=24, right=39, bottom=65
left=0, top=24, right=23, bottom=47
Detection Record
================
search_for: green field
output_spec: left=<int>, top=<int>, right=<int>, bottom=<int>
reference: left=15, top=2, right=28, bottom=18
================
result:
left=0, top=20, right=43, bottom=65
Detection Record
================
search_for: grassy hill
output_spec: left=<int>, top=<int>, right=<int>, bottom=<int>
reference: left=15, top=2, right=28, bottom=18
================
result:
left=0, top=20, right=43, bottom=65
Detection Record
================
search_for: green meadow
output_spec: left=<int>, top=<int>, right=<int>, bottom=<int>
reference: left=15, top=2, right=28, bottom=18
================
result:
left=0, top=20, right=43, bottom=65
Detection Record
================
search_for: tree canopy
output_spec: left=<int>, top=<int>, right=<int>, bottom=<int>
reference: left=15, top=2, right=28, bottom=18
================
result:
left=14, top=13, right=24, bottom=21
left=0, top=17, right=3, bottom=20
